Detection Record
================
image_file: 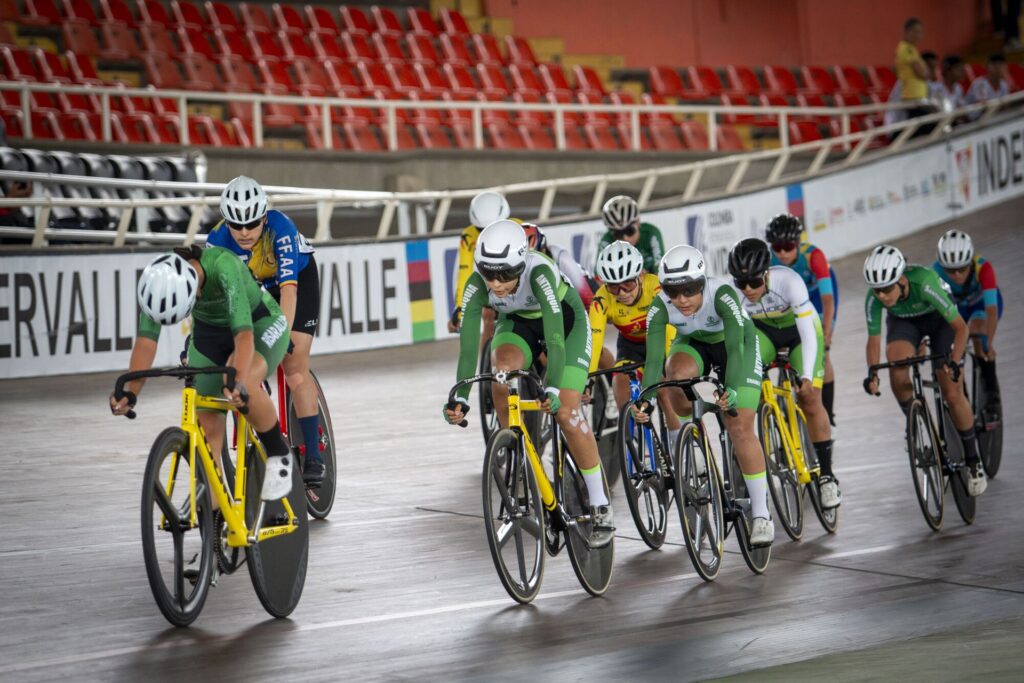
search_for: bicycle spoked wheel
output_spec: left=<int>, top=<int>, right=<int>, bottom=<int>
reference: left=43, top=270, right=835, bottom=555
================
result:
left=245, top=446, right=309, bottom=618
left=797, top=413, right=838, bottom=534
left=675, top=423, right=724, bottom=581
left=941, top=408, right=975, bottom=525
left=288, top=371, right=338, bottom=520
left=907, top=401, right=944, bottom=531
left=758, top=404, right=803, bottom=541
left=478, top=339, right=499, bottom=444
left=617, top=402, right=669, bottom=550
left=591, top=377, right=621, bottom=488
left=482, top=429, right=546, bottom=604
left=141, top=427, right=214, bottom=627
left=560, top=452, right=614, bottom=597
left=729, top=453, right=770, bottom=575
left=972, top=363, right=1002, bottom=478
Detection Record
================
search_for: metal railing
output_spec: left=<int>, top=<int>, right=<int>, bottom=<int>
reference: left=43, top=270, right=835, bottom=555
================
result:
left=0, top=90, right=1019, bottom=248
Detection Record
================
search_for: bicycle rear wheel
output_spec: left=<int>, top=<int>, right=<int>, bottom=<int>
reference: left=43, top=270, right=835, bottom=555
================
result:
left=590, top=376, right=621, bottom=487
left=675, top=423, right=724, bottom=581
left=482, top=429, right=546, bottom=604
left=141, top=427, right=214, bottom=627
left=798, top=413, right=839, bottom=534
left=478, top=339, right=499, bottom=444
left=288, top=371, right=338, bottom=519
left=729, top=451, right=770, bottom=575
left=617, top=402, right=669, bottom=550
left=245, top=445, right=309, bottom=618
left=758, top=404, right=803, bottom=541
left=972, top=360, right=1002, bottom=478
left=561, top=450, right=614, bottom=597
left=907, top=401, right=944, bottom=531
left=941, top=408, right=976, bottom=525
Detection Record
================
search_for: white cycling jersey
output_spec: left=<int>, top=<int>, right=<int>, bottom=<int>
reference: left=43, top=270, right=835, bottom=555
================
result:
left=548, top=243, right=589, bottom=293
left=739, top=265, right=819, bottom=382
left=655, top=276, right=748, bottom=342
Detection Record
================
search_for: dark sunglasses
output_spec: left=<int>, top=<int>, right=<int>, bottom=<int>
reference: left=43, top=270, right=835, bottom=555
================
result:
left=734, top=275, right=766, bottom=290
left=662, top=278, right=706, bottom=299
left=479, top=264, right=526, bottom=283
left=873, top=282, right=899, bottom=295
left=227, top=218, right=264, bottom=232
left=771, top=241, right=798, bottom=252
left=607, top=279, right=639, bottom=295
left=611, top=225, right=638, bottom=237
left=944, top=265, right=971, bottom=275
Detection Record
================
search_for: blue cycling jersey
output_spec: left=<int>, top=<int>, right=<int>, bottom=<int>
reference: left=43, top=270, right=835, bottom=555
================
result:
left=206, top=209, right=314, bottom=289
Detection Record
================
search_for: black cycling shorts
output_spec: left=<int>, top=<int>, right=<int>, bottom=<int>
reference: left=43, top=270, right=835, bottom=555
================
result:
left=267, top=255, right=320, bottom=336
left=616, top=336, right=647, bottom=366
left=885, top=311, right=955, bottom=354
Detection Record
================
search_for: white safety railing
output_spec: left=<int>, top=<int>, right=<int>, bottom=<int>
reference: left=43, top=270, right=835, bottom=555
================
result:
left=0, top=90, right=1020, bottom=248
left=3, top=80, right=926, bottom=151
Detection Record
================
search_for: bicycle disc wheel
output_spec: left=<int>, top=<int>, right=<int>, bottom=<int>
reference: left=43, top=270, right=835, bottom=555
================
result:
left=675, top=423, right=724, bottom=581
left=729, top=459, right=771, bottom=575
left=482, top=429, right=546, bottom=604
left=798, top=413, right=839, bottom=534
left=478, top=339, right=499, bottom=444
left=561, top=451, right=614, bottom=597
left=617, top=402, right=668, bottom=550
left=245, top=445, right=309, bottom=618
left=972, top=362, right=1002, bottom=478
left=941, top=408, right=976, bottom=525
left=758, top=404, right=803, bottom=541
left=907, top=401, right=944, bottom=531
left=288, top=371, right=338, bottom=520
left=141, top=427, right=214, bottom=627
left=591, top=377, right=621, bottom=488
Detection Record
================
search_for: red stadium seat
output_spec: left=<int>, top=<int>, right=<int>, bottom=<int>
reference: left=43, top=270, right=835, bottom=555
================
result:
left=357, top=62, right=392, bottom=92
left=344, top=122, right=382, bottom=151
left=505, top=35, right=536, bottom=65
left=686, top=65, right=731, bottom=100
left=340, top=7, right=371, bottom=35
left=139, top=23, right=177, bottom=57
left=23, top=0, right=62, bottom=27
left=407, top=33, right=439, bottom=64
left=273, top=3, right=305, bottom=35
left=0, top=111, right=23, bottom=138
left=312, top=34, right=345, bottom=63
left=475, top=91, right=509, bottom=125
left=0, top=0, right=15, bottom=22
left=63, top=0, right=100, bottom=25
left=471, top=33, right=503, bottom=66
left=33, top=47, right=71, bottom=82
left=100, top=0, right=136, bottom=27
left=404, top=91, right=443, bottom=123
left=439, top=8, right=469, bottom=35
left=373, top=32, right=406, bottom=64
left=416, top=122, right=452, bottom=148
left=834, top=65, right=869, bottom=93
left=66, top=51, right=104, bottom=85
left=642, top=92, right=676, bottom=125
left=443, top=63, right=478, bottom=97
left=385, top=62, right=421, bottom=95
left=257, top=58, right=298, bottom=93
left=171, top=0, right=204, bottom=31
left=649, top=66, right=685, bottom=98
left=477, top=63, right=511, bottom=97
left=281, top=33, right=315, bottom=61
left=62, top=23, right=102, bottom=59
left=181, top=52, right=219, bottom=90
left=788, top=120, right=823, bottom=144
left=716, top=123, right=744, bottom=151
left=220, top=54, right=258, bottom=91
left=294, top=57, right=345, bottom=99
left=439, top=34, right=471, bottom=66
left=648, top=122, right=684, bottom=151
left=101, top=23, right=141, bottom=60
left=178, top=27, right=215, bottom=58
left=867, top=65, right=896, bottom=94
left=230, top=116, right=253, bottom=146
left=545, top=91, right=582, bottom=125
left=0, top=22, right=13, bottom=45
left=208, top=116, right=242, bottom=145
left=306, top=6, right=340, bottom=36
left=0, top=47, right=60, bottom=110
left=214, top=29, right=255, bottom=62
left=796, top=92, right=831, bottom=123
left=414, top=63, right=449, bottom=96
left=371, top=6, right=404, bottom=35
left=238, top=2, right=272, bottom=34
left=143, top=53, right=183, bottom=89
left=509, top=63, right=542, bottom=96
left=137, top=0, right=172, bottom=27
left=325, top=61, right=361, bottom=94
left=512, top=91, right=549, bottom=126
left=584, top=122, right=620, bottom=150
left=518, top=122, right=554, bottom=150
left=488, top=122, right=525, bottom=149
left=679, top=119, right=709, bottom=149
left=539, top=63, right=573, bottom=96
left=449, top=118, right=474, bottom=148
left=342, top=32, right=376, bottom=64
left=801, top=65, right=841, bottom=95
left=249, top=29, right=285, bottom=62
left=407, top=7, right=439, bottom=36
left=575, top=91, right=614, bottom=126
left=764, top=65, right=803, bottom=95
left=442, top=91, right=474, bottom=124
left=59, top=111, right=99, bottom=140
left=206, top=1, right=241, bottom=33
left=725, top=65, right=761, bottom=94
left=719, top=93, right=756, bottom=124
left=303, top=120, right=343, bottom=150
left=574, top=65, right=606, bottom=96
left=28, top=110, right=64, bottom=139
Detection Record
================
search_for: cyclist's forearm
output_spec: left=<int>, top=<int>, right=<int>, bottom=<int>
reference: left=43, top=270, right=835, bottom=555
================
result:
left=950, top=316, right=968, bottom=363
left=865, top=335, right=881, bottom=371
left=821, top=295, right=835, bottom=340
left=279, top=283, right=298, bottom=332
left=126, top=336, right=158, bottom=395
left=985, top=305, right=998, bottom=344
left=231, top=329, right=256, bottom=382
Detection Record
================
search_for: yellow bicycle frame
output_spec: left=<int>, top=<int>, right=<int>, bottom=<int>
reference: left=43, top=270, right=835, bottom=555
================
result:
left=162, top=385, right=299, bottom=547
left=760, top=371, right=818, bottom=485
left=505, top=390, right=558, bottom=512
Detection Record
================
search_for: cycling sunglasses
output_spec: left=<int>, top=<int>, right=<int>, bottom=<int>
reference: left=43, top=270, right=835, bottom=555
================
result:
left=661, top=278, right=706, bottom=299
left=607, top=279, right=639, bottom=295
left=771, top=241, right=798, bottom=252
left=873, top=282, right=899, bottom=295
left=611, top=225, right=638, bottom=237
left=734, top=274, right=766, bottom=290
left=227, top=217, right=264, bottom=232
left=479, top=264, right=526, bottom=283
left=944, top=265, right=971, bottom=275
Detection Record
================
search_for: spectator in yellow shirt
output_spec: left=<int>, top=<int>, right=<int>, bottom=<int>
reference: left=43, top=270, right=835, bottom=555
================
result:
left=896, top=17, right=937, bottom=135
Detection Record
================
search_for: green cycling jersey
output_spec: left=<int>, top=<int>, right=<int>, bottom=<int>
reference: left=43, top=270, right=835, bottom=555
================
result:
left=864, top=265, right=959, bottom=336
left=597, top=222, right=665, bottom=273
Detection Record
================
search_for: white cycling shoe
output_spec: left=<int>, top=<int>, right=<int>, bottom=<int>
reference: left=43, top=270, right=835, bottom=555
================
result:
left=261, top=454, right=293, bottom=501
left=750, top=516, right=775, bottom=547
left=819, top=478, right=842, bottom=509
left=966, top=462, right=988, bottom=497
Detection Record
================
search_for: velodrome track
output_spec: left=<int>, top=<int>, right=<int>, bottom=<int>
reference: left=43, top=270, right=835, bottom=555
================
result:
left=1, top=198, right=1022, bottom=681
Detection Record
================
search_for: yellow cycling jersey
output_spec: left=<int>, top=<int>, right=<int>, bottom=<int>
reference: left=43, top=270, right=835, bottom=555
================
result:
left=588, top=273, right=675, bottom=372
left=453, top=217, right=523, bottom=318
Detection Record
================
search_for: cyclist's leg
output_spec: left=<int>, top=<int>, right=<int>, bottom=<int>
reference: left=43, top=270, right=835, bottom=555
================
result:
left=968, top=290, right=1002, bottom=404
left=281, top=261, right=323, bottom=469
left=189, top=324, right=233, bottom=472
left=791, top=319, right=830, bottom=442
left=489, top=314, right=534, bottom=429
left=612, top=337, right=644, bottom=410
left=884, top=315, right=921, bottom=413
left=721, top=329, right=769, bottom=506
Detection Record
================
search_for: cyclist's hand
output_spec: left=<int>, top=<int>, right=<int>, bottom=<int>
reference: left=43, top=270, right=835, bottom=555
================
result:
left=716, top=387, right=738, bottom=411
left=982, top=343, right=997, bottom=361
left=943, top=358, right=962, bottom=382
left=581, top=386, right=592, bottom=404
left=631, top=400, right=652, bottom=423
left=443, top=398, right=470, bottom=425
left=447, top=307, right=461, bottom=334
left=541, top=387, right=561, bottom=415
left=109, top=390, right=136, bottom=417
left=796, top=377, right=814, bottom=398
left=223, top=381, right=249, bottom=408
left=863, top=373, right=880, bottom=396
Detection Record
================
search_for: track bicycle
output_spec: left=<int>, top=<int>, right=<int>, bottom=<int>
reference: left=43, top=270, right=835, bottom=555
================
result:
left=967, top=334, right=1002, bottom=477
left=867, top=352, right=976, bottom=531
left=448, top=370, right=614, bottom=604
left=114, top=366, right=308, bottom=627
left=638, top=376, right=771, bottom=581
left=584, top=370, right=620, bottom=487
left=758, top=351, right=839, bottom=540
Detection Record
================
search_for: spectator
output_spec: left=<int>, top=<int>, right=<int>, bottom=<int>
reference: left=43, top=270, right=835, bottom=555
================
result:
left=937, top=56, right=967, bottom=112
left=966, top=53, right=1011, bottom=116
left=990, top=0, right=1022, bottom=50
left=885, top=50, right=939, bottom=127
left=0, top=179, right=34, bottom=244
left=895, top=18, right=932, bottom=118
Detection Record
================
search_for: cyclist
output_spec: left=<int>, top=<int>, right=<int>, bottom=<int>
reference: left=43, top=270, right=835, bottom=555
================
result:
left=596, top=195, right=665, bottom=274
left=637, top=244, right=775, bottom=547
left=443, top=220, right=615, bottom=548
left=206, top=176, right=324, bottom=484
left=932, top=229, right=1002, bottom=410
left=522, top=223, right=595, bottom=308
left=109, top=248, right=293, bottom=501
left=729, top=238, right=840, bottom=509
left=449, top=191, right=520, bottom=336
left=588, top=241, right=681, bottom=444
left=767, top=213, right=839, bottom=426
left=862, top=245, right=987, bottom=496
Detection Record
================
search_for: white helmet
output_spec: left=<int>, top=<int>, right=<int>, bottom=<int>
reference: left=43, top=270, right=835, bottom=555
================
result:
left=658, top=244, right=706, bottom=284
left=469, top=191, right=510, bottom=229
left=863, top=244, right=906, bottom=287
left=137, top=253, right=198, bottom=325
left=474, top=219, right=529, bottom=280
left=602, top=195, right=639, bottom=231
left=936, top=229, right=974, bottom=269
left=595, top=241, right=644, bottom=284
left=220, top=175, right=268, bottom=225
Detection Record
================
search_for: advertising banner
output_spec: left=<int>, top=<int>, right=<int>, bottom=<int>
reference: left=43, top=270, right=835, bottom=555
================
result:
left=949, top=117, right=1024, bottom=213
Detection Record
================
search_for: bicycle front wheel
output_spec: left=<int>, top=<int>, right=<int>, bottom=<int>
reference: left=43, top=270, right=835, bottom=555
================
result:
left=141, top=427, right=214, bottom=627
left=245, top=445, right=309, bottom=618
left=758, top=403, right=803, bottom=541
left=478, top=338, right=499, bottom=444
left=561, top=451, right=614, bottom=597
left=617, top=402, right=669, bottom=550
left=907, top=401, right=944, bottom=531
left=729, top=459, right=771, bottom=575
left=288, top=371, right=338, bottom=519
left=675, top=423, right=724, bottom=582
left=482, top=429, right=546, bottom=604
left=941, top=408, right=976, bottom=525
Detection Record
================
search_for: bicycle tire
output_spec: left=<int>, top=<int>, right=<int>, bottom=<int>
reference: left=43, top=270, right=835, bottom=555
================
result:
left=797, top=413, right=839, bottom=534
left=941, top=408, right=976, bottom=525
left=674, top=423, right=724, bottom=581
left=972, top=359, right=1002, bottom=478
left=729, top=454, right=771, bottom=575
left=617, top=402, right=668, bottom=550
left=907, top=400, right=944, bottom=531
left=758, top=403, right=803, bottom=541
left=560, top=448, right=614, bottom=597
left=478, top=339, right=499, bottom=444
left=591, top=376, right=621, bottom=488
left=141, top=427, right=214, bottom=627
left=287, top=371, right=338, bottom=520
left=481, top=429, right=546, bottom=604
left=245, top=445, right=309, bottom=618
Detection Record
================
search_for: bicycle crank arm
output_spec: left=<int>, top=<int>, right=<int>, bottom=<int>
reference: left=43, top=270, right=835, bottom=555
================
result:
left=247, top=501, right=267, bottom=544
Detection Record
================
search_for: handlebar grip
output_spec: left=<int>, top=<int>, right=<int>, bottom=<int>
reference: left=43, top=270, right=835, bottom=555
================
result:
left=458, top=419, right=468, bottom=428
left=446, top=400, right=470, bottom=427
left=125, top=409, right=137, bottom=420
left=726, top=408, right=738, bottom=418
left=224, top=369, right=249, bottom=415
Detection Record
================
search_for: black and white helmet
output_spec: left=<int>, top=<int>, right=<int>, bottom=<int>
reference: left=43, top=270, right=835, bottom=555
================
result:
left=936, top=229, right=974, bottom=269
left=658, top=245, right=705, bottom=284
left=137, top=253, right=198, bottom=326
left=595, top=241, right=644, bottom=284
left=469, top=191, right=510, bottom=229
left=220, top=175, right=268, bottom=225
left=474, top=219, right=529, bottom=279
left=601, top=195, right=639, bottom=231
left=863, top=244, right=906, bottom=288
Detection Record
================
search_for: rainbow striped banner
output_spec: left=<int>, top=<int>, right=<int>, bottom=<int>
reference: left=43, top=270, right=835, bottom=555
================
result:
left=406, top=241, right=434, bottom=343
